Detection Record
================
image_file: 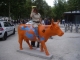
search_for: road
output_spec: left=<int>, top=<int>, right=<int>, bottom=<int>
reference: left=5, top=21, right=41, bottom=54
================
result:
left=0, top=25, right=80, bottom=60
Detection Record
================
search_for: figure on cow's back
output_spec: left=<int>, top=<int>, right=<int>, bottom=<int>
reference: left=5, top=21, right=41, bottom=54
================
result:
left=18, top=18, right=64, bottom=56
left=30, top=6, right=41, bottom=48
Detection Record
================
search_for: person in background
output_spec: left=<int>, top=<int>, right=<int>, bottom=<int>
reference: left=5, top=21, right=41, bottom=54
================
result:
left=30, top=6, right=41, bottom=48
left=45, top=17, right=53, bottom=39
left=41, top=18, right=45, bottom=25
left=44, top=18, right=48, bottom=25
left=62, top=19, right=65, bottom=26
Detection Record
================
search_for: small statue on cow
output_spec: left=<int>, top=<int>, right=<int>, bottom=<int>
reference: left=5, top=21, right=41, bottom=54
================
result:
left=30, top=6, right=41, bottom=48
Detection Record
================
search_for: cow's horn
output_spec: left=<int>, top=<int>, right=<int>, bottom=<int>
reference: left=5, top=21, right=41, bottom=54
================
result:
left=57, top=20, right=60, bottom=24
left=51, top=18, right=54, bottom=25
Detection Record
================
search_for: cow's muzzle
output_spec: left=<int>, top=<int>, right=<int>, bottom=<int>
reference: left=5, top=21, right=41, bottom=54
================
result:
left=58, top=32, right=64, bottom=36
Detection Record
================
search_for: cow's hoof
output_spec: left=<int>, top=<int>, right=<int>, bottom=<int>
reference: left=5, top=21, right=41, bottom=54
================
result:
left=41, top=50, right=44, bottom=52
left=30, top=46, right=33, bottom=50
left=30, top=47, right=33, bottom=50
left=46, top=53, right=49, bottom=56
left=20, top=48, right=23, bottom=50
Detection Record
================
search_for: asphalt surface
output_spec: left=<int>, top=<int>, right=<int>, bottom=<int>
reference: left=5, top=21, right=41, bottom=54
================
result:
left=0, top=25, right=80, bottom=60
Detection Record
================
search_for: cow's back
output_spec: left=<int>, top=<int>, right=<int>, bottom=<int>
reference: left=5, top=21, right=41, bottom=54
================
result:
left=18, top=24, right=26, bottom=36
left=18, top=24, right=32, bottom=35
left=18, top=24, right=37, bottom=41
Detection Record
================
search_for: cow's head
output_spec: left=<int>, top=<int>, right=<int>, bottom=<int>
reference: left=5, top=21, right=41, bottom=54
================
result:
left=50, top=20, right=64, bottom=36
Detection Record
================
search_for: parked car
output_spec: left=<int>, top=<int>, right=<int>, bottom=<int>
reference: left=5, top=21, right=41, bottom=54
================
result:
left=0, top=20, right=15, bottom=40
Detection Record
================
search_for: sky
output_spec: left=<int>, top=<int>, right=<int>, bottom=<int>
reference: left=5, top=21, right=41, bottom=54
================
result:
left=45, top=0, right=54, bottom=7
left=45, top=0, right=68, bottom=7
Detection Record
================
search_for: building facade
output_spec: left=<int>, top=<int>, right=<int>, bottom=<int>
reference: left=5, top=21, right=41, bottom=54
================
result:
left=64, top=11, right=80, bottom=24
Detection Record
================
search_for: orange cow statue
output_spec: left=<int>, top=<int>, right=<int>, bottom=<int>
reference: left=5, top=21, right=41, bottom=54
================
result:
left=18, top=20, right=64, bottom=56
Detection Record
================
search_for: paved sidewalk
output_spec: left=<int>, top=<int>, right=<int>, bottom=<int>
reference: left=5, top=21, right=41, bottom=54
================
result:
left=47, top=32, right=80, bottom=60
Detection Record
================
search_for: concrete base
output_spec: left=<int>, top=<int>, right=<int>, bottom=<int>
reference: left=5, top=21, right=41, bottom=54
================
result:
left=17, top=47, right=53, bottom=59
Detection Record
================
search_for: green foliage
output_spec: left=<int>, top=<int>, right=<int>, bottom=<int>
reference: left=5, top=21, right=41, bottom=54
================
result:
left=0, top=0, right=51, bottom=19
left=0, top=0, right=80, bottom=20
left=67, top=0, right=80, bottom=11
left=51, top=0, right=66, bottom=20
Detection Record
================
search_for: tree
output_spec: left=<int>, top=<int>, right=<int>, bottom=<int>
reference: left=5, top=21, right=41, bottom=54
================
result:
left=52, top=0, right=66, bottom=20
left=67, top=0, right=80, bottom=11
left=0, top=0, right=27, bottom=19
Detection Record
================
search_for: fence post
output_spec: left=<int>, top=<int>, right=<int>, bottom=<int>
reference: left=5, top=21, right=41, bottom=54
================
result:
left=70, top=24, right=73, bottom=32
left=65, top=24, right=68, bottom=32
left=75, top=24, right=79, bottom=33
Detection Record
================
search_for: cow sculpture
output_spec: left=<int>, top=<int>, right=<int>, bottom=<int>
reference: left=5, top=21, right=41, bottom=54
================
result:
left=18, top=20, right=64, bottom=56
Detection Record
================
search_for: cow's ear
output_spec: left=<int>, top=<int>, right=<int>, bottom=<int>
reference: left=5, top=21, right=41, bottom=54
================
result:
left=50, top=26, right=53, bottom=29
left=57, top=20, right=60, bottom=24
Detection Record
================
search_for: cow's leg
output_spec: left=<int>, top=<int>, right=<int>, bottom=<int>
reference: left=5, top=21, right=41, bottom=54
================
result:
left=40, top=43, right=44, bottom=52
left=41, top=41, right=49, bottom=56
left=25, top=40, right=33, bottom=50
left=18, top=36, right=23, bottom=50
left=31, top=41, right=35, bottom=47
